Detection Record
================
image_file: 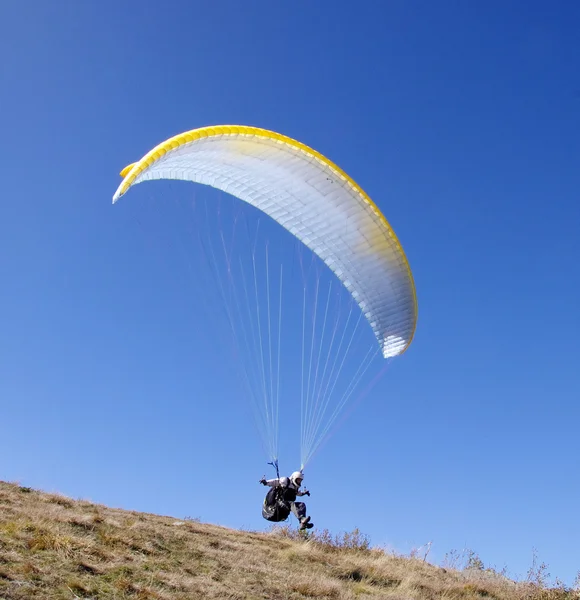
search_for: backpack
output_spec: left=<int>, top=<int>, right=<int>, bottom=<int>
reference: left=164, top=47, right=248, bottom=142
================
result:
left=261, top=485, right=291, bottom=522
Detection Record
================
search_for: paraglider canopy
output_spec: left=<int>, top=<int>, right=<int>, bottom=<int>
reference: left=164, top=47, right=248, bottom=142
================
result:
left=113, top=125, right=417, bottom=359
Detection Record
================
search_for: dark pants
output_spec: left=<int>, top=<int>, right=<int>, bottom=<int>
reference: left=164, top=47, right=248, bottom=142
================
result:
left=291, top=501, right=306, bottom=521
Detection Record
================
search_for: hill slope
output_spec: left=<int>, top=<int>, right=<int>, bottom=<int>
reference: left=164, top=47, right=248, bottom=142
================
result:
left=0, top=481, right=573, bottom=599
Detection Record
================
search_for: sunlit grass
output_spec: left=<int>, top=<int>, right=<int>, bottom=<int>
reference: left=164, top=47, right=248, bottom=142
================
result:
left=0, top=481, right=576, bottom=599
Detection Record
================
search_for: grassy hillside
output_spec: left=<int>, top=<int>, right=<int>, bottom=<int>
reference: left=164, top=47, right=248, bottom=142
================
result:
left=0, top=481, right=574, bottom=599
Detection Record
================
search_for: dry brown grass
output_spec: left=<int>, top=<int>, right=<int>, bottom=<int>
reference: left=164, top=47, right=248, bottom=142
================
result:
left=0, top=481, right=575, bottom=599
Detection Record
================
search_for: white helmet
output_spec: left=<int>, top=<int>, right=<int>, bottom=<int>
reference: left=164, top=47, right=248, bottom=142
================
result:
left=290, top=471, right=304, bottom=485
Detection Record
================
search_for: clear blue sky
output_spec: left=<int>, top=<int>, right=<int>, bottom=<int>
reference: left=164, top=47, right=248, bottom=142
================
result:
left=1, top=0, right=579, bottom=585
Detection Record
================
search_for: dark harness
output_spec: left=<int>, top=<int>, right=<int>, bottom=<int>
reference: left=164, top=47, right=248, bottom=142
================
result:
left=261, top=480, right=297, bottom=522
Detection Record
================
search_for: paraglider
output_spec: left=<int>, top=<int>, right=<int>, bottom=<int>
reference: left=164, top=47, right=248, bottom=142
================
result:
left=113, top=124, right=417, bottom=528
left=260, top=470, right=313, bottom=529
